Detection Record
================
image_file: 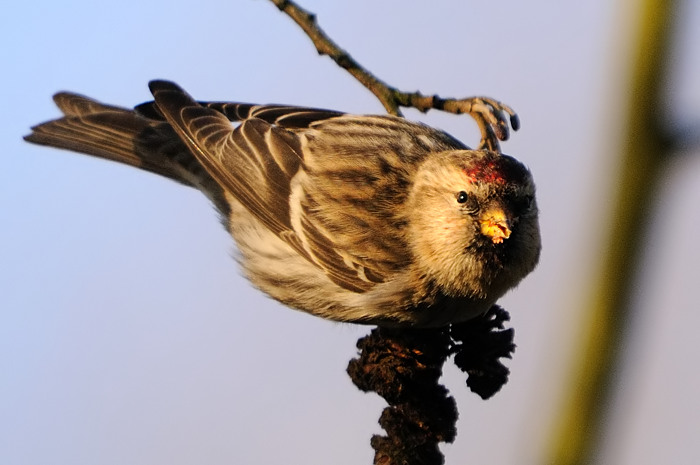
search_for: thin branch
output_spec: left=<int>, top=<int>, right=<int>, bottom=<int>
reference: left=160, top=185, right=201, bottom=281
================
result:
left=269, top=0, right=519, bottom=152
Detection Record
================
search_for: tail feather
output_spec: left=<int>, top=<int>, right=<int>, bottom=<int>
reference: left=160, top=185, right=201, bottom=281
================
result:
left=25, top=92, right=228, bottom=187
left=53, top=91, right=128, bottom=117
left=24, top=92, right=231, bottom=215
left=25, top=110, right=161, bottom=173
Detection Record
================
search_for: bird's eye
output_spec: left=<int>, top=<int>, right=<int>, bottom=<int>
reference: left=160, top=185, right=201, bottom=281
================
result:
left=456, top=191, right=479, bottom=213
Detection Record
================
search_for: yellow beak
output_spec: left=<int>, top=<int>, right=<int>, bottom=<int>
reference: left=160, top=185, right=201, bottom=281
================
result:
left=479, top=207, right=512, bottom=244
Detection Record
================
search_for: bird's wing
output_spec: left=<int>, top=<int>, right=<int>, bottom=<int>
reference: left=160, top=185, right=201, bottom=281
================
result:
left=148, top=80, right=467, bottom=293
left=148, top=80, right=387, bottom=292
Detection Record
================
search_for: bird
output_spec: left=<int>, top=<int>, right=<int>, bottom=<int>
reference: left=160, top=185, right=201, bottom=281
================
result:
left=24, top=80, right=540, bottom=327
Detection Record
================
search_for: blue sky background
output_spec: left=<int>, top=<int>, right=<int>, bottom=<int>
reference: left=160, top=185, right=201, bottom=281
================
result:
left=2, top=1, right=699, bottom=464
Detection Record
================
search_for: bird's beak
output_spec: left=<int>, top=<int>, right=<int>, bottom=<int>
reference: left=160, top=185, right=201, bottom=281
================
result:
left=479, top=207, right=512, bottom=244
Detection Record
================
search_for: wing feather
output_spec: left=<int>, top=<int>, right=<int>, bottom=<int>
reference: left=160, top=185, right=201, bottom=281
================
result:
left=148, top=81, right=304, bottom=251
left=146, top=80, right=466, bottom=294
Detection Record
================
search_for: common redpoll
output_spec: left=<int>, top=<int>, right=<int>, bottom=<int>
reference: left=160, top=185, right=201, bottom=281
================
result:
left=25, top=80, right=540, bottom=327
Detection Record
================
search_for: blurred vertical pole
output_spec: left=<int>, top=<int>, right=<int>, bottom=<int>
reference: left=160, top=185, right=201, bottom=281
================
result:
left=545, top=0, right=676, bottom=463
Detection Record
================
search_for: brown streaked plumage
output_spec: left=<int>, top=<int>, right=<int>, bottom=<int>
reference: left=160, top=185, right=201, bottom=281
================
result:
left=25, top=80, right=540, bottom=327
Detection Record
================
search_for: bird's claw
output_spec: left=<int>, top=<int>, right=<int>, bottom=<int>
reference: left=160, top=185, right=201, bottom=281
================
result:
left=461, top=97, right=519, bottom=153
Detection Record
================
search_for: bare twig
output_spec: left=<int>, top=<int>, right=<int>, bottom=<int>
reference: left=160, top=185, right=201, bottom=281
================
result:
left=269, top=0, right=519, bottom=152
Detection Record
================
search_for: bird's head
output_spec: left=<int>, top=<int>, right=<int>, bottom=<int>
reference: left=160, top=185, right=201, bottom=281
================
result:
left=405, top=150, right=541, bottom=300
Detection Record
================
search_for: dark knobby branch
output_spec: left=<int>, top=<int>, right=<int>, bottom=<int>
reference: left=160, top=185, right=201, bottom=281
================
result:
left=347, top=327, right=456, bottom=465
left=347, top=306, right=515, bottom=465
left=269, top=0, right=520, bottom=153
left=450, top=305, right=516, bottom=400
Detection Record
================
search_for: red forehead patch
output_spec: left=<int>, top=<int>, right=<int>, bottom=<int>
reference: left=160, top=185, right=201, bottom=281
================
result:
left=462, top=157, right=526, bottom=185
